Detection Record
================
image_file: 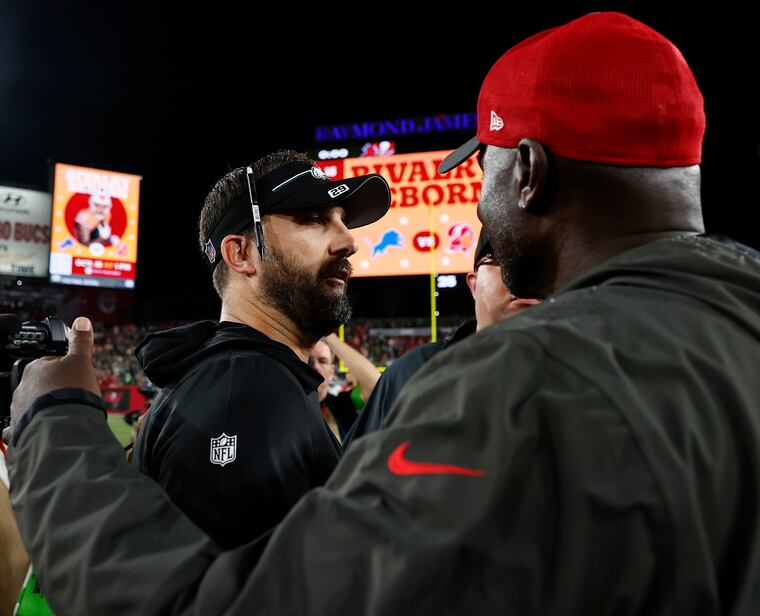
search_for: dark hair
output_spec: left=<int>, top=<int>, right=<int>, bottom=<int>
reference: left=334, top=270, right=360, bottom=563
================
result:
left=198, top=150, right=313, bottom=298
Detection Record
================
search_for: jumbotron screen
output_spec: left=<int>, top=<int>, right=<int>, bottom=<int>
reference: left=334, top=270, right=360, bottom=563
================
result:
left=317, top=150, right=482, bottom=277
left=48, top=163, right=141, bottom=289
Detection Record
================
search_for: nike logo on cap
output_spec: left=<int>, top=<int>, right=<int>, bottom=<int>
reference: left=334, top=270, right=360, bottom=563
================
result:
left=387, top=440, right=487, bottom=477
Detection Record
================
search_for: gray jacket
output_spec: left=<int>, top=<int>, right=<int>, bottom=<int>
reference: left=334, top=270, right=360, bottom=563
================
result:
left=9, top=235, right=760, bottom=615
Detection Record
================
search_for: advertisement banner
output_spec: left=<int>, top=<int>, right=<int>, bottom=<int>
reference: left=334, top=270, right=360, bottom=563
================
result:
left=0, top=186, right=52, bottom=277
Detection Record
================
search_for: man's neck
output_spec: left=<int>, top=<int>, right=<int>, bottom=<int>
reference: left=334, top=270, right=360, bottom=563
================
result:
left=220, top=298, right=314, bottom=362
left=551, top=228, right=702, bottom=295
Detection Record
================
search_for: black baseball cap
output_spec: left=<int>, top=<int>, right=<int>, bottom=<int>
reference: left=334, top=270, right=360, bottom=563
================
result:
left=439, top=136, right=482, bottom=176
left=204, top=161, right=390, bottom=269
left=473, top=230, right=493, bottom=270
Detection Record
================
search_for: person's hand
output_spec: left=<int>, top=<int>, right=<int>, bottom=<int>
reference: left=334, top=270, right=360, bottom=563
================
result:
left=97, top=223, right=112, bottom=240
left=1, top=317, right=100, bottom=445
left=126, top=412, right=149, bottom=464
left=132, top=412, right=148, bottom=441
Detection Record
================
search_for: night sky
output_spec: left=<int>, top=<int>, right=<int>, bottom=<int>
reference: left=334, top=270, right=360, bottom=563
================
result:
left=2, top=2, right=758, bottom=322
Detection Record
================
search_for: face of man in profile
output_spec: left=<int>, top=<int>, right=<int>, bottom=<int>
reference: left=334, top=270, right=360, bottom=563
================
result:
left=89, top=197, right=112, bottom=222
left=477, top=146, right=538, bottom=298
left=310, top=340, right=335, bottom=402
left=258, top=205, right=357, bottom=340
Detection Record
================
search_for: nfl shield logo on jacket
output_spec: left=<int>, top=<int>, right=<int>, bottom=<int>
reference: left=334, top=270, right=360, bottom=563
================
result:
left=210, top=433, right=237, bottom=467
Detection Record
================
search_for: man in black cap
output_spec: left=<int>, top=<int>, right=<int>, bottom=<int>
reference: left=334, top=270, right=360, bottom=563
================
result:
left=132, top=149, right=390, bottom=548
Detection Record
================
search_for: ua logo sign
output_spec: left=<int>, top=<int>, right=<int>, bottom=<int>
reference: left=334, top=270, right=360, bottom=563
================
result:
left=328, top=184, right=349, bottom=198
left=210, top=433, right=237, bottom=467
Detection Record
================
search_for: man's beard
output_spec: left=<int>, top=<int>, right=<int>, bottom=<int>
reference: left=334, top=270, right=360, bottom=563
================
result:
left=489, top=220, right=550, bottom=299
left=480, top=194, right=541, bottom=298
left=480, top=206, right=521, bottom=296
left=259, top=244, right=352, bottom=339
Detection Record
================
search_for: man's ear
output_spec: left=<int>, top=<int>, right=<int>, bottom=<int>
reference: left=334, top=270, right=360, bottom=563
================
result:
left=465, top=271, right=478, bottom=300
left=220, top=235, right=257, bottom=275
left=515, top=138, right=551, bottom=212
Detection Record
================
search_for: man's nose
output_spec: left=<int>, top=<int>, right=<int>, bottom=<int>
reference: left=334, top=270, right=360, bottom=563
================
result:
left=329, top=218, right=359, bottom=257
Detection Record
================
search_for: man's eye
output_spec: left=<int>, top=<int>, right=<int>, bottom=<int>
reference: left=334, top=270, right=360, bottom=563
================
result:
left=302, top=213, right=325, bottom=225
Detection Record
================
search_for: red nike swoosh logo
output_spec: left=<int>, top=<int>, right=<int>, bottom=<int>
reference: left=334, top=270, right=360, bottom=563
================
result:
left=387, top=440, right=487, bottom=477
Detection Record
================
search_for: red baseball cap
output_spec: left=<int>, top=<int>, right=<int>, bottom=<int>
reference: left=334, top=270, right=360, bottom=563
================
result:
left=439, top=12, right=705, bottom=173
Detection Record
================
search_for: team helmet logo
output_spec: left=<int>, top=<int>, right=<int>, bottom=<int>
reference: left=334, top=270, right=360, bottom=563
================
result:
left=490, top=110, right=504, bottom=131
left=446, top=223, right=475, bottom=255
left=205, top=239, right=216, bottom=263
left=210, top=433, right=237, bottom=467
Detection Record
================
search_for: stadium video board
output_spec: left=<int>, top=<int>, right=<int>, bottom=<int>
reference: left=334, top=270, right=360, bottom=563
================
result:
left=317, top=150, right=482, bottom=277
left=0, top=185, right=52, bottom=278
left=49, top=163, right=141, bottom=289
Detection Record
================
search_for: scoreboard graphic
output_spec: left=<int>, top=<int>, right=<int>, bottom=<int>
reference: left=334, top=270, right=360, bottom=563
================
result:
left=317, top=150, right=482, bottom=277
left=49, top=163, right=141, bottom=289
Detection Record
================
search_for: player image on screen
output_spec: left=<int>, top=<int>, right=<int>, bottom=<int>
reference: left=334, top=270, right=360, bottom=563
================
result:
left=49, top=163, right=140, bottom=288
left=63, top=190, right=129, bottom=259
left=75, top=191, right=118, bottom=248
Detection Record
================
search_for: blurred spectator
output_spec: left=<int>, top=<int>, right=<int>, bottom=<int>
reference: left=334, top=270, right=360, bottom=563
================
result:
left=324, top=333, right=379, bottom=402
left=0, top=446, right=29, bottom=616
left=91, top=321, right=189, bottom=392
left=310, top=335, right=380, bottom=442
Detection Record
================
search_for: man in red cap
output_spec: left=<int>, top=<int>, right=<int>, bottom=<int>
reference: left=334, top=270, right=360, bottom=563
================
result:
left=6, top=12, right=760, bottom=614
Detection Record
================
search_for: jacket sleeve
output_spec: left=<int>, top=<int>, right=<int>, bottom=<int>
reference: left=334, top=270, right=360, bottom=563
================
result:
left=8, top=404, right=224, bottom=615
left=9, top=329, right=664, bottom=615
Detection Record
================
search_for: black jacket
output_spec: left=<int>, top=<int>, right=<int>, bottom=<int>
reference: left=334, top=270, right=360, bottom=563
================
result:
left=133, top=320, right=341, bottom=548
left=9, top=235, right=760, bottom=615
left=344, top=319, right=476, bottom=448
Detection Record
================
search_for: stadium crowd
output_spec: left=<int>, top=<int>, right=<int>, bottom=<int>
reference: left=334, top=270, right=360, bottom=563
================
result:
left=87, top=317, right=455, bottom=391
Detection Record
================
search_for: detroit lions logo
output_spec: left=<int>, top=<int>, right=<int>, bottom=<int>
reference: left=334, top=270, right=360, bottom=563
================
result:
left=366, top=230, right=403, bottom=258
